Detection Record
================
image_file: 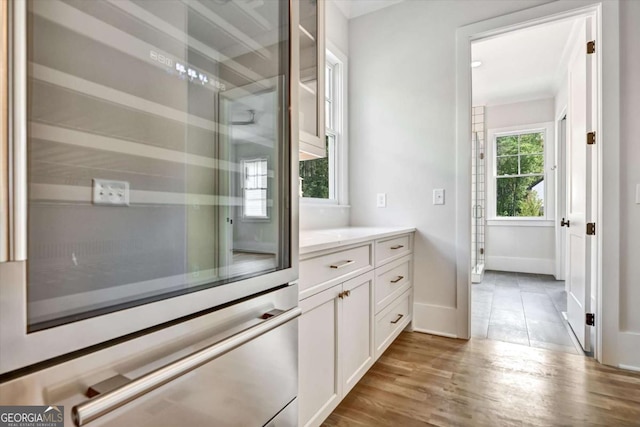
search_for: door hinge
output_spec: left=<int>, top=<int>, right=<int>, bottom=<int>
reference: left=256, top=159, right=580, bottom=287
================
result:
left=586, top=222, right=596, bottom=236
left=587, top=131, right=596, bottom=145
left=587, top=40, right=596, bottom=54
left=586, top=312, right=595, bottom=326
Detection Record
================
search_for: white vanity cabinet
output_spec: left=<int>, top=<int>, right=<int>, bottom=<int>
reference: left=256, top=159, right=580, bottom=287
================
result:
left=298, top=228, right=415, bottom=427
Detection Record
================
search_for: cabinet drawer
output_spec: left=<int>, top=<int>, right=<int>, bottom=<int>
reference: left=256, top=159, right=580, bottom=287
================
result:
left=374, top=256, right=411, bottom=314
left=375, top=290, right=411, bottom=359
left=299, top=244, right=373, bottom=299
left=375, top=234, right=412, bottom=266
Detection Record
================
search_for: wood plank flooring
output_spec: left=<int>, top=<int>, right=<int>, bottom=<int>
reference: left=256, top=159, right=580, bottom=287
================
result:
left=324, top=332, right=640, bottom=426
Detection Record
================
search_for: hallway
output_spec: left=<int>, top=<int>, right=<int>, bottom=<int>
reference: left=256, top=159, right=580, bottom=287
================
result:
left=472, top=270, right=582, bottom=355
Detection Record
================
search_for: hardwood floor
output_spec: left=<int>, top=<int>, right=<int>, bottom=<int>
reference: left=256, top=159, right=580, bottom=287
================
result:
left=323, top=332, right=640, bottom=426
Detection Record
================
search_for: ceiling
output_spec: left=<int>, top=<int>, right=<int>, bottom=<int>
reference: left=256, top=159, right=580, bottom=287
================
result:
left=333, top=0, right=404, bottom=19
left=472, top=18, right=579, bottom=106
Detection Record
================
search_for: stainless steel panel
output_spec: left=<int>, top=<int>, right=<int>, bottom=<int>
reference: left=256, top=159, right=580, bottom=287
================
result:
left=88, top=317, right=298, bottom=427
left=11, top=0, right=27, bottom=261
left=0, top=0, right=300, bottom=376
left=0, top=0, right=8, bottom=262
left=0, top=284, right=298, bottom=427
left=73, top=306, right=301, bottom=426
left=0, top=259, right=297, bottom=375
left=266, top=398, right=297, bottom=427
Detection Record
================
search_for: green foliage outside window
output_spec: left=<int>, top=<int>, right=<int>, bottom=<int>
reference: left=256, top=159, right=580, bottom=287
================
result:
left=496, top=132, right=545, bottom=217
left=299, top=136, right=330, bottom=199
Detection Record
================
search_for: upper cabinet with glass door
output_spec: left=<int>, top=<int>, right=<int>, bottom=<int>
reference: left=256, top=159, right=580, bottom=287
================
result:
left=298, top=0, right=325, bottom=159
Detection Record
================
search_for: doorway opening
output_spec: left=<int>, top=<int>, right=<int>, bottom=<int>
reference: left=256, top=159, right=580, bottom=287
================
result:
left=469, top=12, right=597, bottom=356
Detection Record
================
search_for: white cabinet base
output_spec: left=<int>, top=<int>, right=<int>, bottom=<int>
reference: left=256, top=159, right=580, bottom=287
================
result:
left=299, top=229, right=414, bottom=427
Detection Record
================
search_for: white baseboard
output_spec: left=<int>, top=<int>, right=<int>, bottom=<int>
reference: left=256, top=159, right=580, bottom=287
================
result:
left=617, top=331, right=640, bottom=371
left=486, top=255, right=555, bottom=275
left=618, top=364, right=640, bottom=372
left=412, top=303, right=458, bottom=338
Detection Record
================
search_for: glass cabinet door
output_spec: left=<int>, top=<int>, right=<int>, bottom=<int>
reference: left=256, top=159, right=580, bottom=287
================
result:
left=25, top=0, right=290, bottom=331
left=298, top=0, right=325, bottom=158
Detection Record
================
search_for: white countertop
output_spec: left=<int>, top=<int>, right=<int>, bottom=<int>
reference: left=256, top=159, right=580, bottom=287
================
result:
left=299, top=226, right=416, bottom=255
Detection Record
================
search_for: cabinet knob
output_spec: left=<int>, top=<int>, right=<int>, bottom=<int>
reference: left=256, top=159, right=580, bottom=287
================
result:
left=338, top=290, right=351, bottom=299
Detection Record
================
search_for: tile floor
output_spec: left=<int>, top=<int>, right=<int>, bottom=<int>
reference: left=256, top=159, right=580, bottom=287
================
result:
left=472, top=270, right=584, bottom=355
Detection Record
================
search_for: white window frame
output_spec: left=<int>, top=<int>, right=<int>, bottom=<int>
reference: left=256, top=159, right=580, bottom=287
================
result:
left=487, top=121, right=555, bottom=227
left=300, top=43, right=349, bottom=206
left=242, top=157, right=269, bottom=220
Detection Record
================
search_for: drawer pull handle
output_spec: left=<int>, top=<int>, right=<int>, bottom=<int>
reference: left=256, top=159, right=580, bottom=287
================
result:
left=330, top=260, right=355, bottom=269
left=390, top=245, right=404, bottom=250
left=71, top=307, right=301, bottom=426
left=338, top=291, right=345, bottom=299
left=390, top=276, right=404, bottom=284
left=390, top=314, right=404, bottom=324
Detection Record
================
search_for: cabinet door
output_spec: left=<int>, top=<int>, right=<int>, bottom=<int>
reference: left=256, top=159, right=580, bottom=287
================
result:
left=299, top=284, right=342, bottom=427
left=341, top=271, right=374, bottom=395
left=297, top=0, right=325, bottom=158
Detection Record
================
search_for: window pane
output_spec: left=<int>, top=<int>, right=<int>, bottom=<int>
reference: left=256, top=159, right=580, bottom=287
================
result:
left=520, top=154, right=544, bottom=174
left=497, top=176, right=544, bottom=217
left=245, top=189, right=268, bottom=218
left=325, top=99, right=333, bottom=130
left=496, top=135, right=518, bottom=156
left=496, top=156, right=518, bottom=176
left=326, top=64, right=332, bottom=99
left=299, top=135, right=332, bottom=198
left=519, top=132, right=544, bottom=154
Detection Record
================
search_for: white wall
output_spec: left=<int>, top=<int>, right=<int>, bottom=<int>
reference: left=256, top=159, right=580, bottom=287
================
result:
left=299, top=0, right=350, bottom=230
left=347, top=0, right=639, bottom=367
left=326, top=0, right=349, bottom=55
left=486, top=98, right=555, bottom=129
left=484, top=98, right=556, bottom=275
left=348, top=0, right=550, bottom=336
left=619, top=0, right=640, bottom=334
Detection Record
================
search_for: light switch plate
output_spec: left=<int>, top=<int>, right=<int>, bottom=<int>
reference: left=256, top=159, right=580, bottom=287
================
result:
left=433, top=188, right=445, bottom=205
left=636, top=184, right=640, bottom=204
left=376, top=193, right=387, bottom=208
left=93, top=179, right=130, bottom=206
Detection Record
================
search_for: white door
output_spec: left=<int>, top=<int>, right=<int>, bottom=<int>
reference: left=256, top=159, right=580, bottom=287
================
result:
left=341, top=271, right=374, bottom=395
left=566, top=18, right=595, bottom=352
left=298, top=284, right=342, bottom=427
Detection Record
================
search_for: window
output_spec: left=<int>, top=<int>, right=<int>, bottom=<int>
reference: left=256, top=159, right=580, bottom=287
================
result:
left=243, top=158, right=268, bottom=219
left=487, top=122, right=554, bottom=223
left=495, top=132, right=545, bottom=217
left=299, top=49, right=344, bottom=202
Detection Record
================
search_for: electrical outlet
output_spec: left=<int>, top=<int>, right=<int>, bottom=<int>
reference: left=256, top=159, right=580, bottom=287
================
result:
left=433, top=188, right=445, bottom=205
left=93, top=179, right=130, bottom=206
left=376, top=193, right=387, bottom=208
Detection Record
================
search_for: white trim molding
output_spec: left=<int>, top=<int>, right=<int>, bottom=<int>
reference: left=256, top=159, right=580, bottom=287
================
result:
left=456, top=1, right=620, bottom=369
left=413, top=303, right=458, bottom=338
